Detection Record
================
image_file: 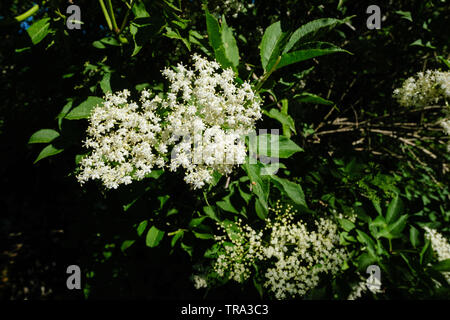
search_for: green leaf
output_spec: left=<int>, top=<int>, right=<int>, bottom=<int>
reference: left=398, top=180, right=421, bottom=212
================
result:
left=27, top=18, right=51, bottom=45
left=277, top=42, right=351, bottom=69
left=170, top=230, right=184, bottom=247
left=338, top=218, right=355, bottom=232
left=432, top=259, right=450, bottom=272
left=205, top=10, right=222, bottom=52
left=356, top=230, right=377, bottom=257
left=242, top=162, right=267, bottom=199
left=217, top=198, right=239, bottom=214
left=283, top=17, right=351, bottom=54
left=395, top=11, right=413, bottom=22
left=255, top=197, right=268, bottom=220
left=409, top=226, right=420, bottom=248
left=220, top=16, right=239, bottom=69
left=136, top=220, right=148, bottom=237
left=386, top=214, right=408, bottom=239
left=120, top=240, right=135, bottom=252
left=100, top=72, right=112, bottom=94
left=146, top=226, right=165, bottom=247
left=270, top=176, right=306, bottom=207
left=386, top=194, right=404, bottom=224
left=294, top=92, right=334, bottom=106
left=192, top=231, right=214, bottom=240
left=132, top=1, right=150, bottom=18
left=205, top=10, right=229, bottom=68
left=251, top=134, right=303, bottom=159
left=277, top=135, right=303, bottom=158
left=259, top=21, right=287, bottom=71
left=420, top=240, right=432, bottom=265
left=28, top=129, right=60, bottom=144
left=65, top=97, right=104, bottom=120
left=203, top=206, right=219, bottom=221
left=34, top=144, right=64, bottom=164
left=56, top=100, right=73, bottom=130
left=263, top=108, right=296, bottom=135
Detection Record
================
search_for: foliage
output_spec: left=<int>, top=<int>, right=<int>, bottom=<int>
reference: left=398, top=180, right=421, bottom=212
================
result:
left=1, top=0, right=449, bottom=300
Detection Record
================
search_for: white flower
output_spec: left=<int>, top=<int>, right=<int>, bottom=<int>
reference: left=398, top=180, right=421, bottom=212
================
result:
left=77, top=55, right=261, bottom=189
left=211, top=203, right=348, bottom=299
left=393, top=70, right=450, bottom=107
left=424, top=227, right=450, bottom=284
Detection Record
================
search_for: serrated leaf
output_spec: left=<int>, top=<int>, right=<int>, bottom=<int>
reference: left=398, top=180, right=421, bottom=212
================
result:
left=65, top=97, right=104, bottom=120
left=277, top=42, right=351, bottom=69
left=27, top=18, right=51, bottom=45
left=270, top=176, right=306, bottom=207
left=255, top=197, right=268, bottom=220
left=250, top=134, right=303, bottom=159
left=409, top=226, right=420, bottom=248
left=217, top=198, right=239, bottom=214
left=356, top=230, right=377, bottom=257
left=338, top=218, right=355, bottom=232
left=294, top=92, right=334, bottom=105
left=120, top=240, right=135, bottom=252
left=260, top=21, right=287, bottom=71
left=100, top=73, right=112, bottom=94
left=283, top=17, right=351, bottom=54
left=146, top=226, right=164, bottom=247
left=137, top=220, right=148, bottom=237
left=132, top=1, right=150, bottom=18
left=34, top=144, right=64, bottom=164
left=28, top=129, right=60, bottom=144
left=386, top=194, right=404, bottom=224
left=387, top=214, right=408, bottom=238
left=221, top=16, right=239, bottom=69
left=432, top=259, right=450, bottom=272
left=395, top=11, right=413, bottom=22
left=264, top=108, right=296, bottom=134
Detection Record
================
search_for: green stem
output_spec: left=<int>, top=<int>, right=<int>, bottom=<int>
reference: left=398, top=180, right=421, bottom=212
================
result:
left=389, top=239, right=393, bottom=252
left=99, top=0, right=113, bottom=31
left=15, top=4, right=39, bottom=22
left=107, top=0, right=120, bottom=33
left=119, top=0, right=135, bottom=34
left=255, top=56, right=282, bottom=92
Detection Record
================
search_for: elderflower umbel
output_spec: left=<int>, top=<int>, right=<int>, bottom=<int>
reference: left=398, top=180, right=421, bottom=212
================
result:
left=393, top=70, right=450, bottom=107
left=210, top=204, right=348, bottom=299
left=424, top=226, right=450, bottom=283
left=77, top=55, right=261, bottom=190
left=77, top=90, right=165, bottom=189
left=162, top=54, right=261, bottom=188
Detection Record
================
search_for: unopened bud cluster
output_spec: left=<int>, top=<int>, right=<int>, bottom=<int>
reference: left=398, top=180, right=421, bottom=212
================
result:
left=204, top=203, right=348, bottom=299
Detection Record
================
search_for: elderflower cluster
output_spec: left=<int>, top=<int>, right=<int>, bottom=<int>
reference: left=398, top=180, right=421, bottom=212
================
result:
left=441, top=119, right=450, bottom=152
left=212, top=0, right=254, bottom=18
left=347, top=276, right=368, bottom=300
left=77, top=90, right=165, bottom=189
left=210, top=204, right=348, bottom=299
left=77, top=54, right=261, bottom=189
left=424, top=227, right=450, bottom=283
left=393, top=70, right=450, bottom=107
left=162, top=54, right=261, bottom=188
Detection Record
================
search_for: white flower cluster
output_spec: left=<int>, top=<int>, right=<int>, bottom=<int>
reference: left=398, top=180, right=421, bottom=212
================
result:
left=393, top=70, right=450, bottom=107
left=77, top=90, right=165, bottom=189
left=213, top=0, right=254, bottom=18
left=162, top=54, right=261, bottom=189
left=347, top=276, right=368, bottom=300
left=77, top=54, right=261, bottom=189
left=441, top=119, right=450, bottom=152
left=424, top=226, right=450, bottom=283
left=191, top=274, right=208, bottom=289
left=346, top=273, right=382, bottom=300
left=210, top=204, right=348, bottom=299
